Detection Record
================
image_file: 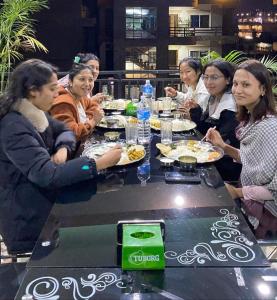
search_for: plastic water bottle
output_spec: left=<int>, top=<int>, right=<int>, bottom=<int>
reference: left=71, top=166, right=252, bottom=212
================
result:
left=137, top=162, right=151, bottom=186
left=142, top=79, right=153, bottom=99
left=137, top=96, right=151, bottom=144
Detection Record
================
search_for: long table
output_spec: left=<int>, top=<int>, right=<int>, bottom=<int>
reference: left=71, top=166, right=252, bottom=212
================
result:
left=15, top=133, right=277, bottom=299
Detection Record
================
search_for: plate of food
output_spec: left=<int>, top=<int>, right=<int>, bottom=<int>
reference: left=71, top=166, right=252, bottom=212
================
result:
left=82, top=143, right=145, bottom=166
left=101, top=99, right=130, bottom=111
left=98, top=115, right=137, bottom=130
left=156, top=140, right=224, bottom=163
left=150, top=118, right=196, bottom=132
left=156, top=98, right=177, bottom=111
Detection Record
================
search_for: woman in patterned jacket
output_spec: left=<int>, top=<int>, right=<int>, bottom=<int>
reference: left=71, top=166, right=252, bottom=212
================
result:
left=206, top=60, right=277, bottom=238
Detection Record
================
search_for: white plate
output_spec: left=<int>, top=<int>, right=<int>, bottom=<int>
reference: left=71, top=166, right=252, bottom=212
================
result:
left=82, top=143, right=145, bottom=166
left=101, top=99, right=130, bottom=110
left=150, top=118, right=196, bottom=132
left=157, top=140, right=224, bottom=163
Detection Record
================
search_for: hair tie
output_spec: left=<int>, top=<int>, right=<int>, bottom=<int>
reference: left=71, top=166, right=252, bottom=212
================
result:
left=74, top=56, right=80, bottom=63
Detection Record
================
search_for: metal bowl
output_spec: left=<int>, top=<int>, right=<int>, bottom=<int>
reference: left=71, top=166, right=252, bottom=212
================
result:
left=178, top=155, right=197, bottom=172
left=159, top=157, right=175, bottom=167
left=105, top=117, right=119, bottom=127
left=104, top=131, right=120, bottom=142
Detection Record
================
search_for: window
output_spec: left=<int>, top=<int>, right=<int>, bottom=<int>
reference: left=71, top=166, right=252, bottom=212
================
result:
left=190, top=15, right=209, bottom=28
left=125, top=47, right=156, bottom=77
left=126, top=7, right=157, bottom=39
left=189, top=50, right=208, bottom=58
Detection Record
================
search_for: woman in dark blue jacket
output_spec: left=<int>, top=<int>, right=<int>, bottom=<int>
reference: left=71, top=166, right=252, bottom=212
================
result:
left=0, top=59, right=121, bottom=254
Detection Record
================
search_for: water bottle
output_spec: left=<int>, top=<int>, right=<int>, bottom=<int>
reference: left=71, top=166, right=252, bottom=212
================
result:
left=137, top=162, right=151, bottom=186
left=137, top=95, right=151, bottom=144
left=142, top=79, right=153, bottom=99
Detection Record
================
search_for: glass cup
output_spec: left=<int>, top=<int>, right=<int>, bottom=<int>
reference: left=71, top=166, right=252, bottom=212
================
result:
left=150, top=98, right=159, bottom=117
left=125, top=118, right=138, bottom=145
left=162, top=97, right=172, bottom=114
left=161, top=119, right=172, bottom=145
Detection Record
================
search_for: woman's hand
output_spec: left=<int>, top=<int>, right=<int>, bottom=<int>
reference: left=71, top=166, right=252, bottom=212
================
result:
left=51, top=147, right=68, bottom=164
left=96, top=145, right=122, bottom=170
left=91, top=93, right=106, bottom=103
left=87, top=107, right=104, bottom=128
left=164, top=87, right=177, bottom=98
left=185, top=99, right=198, bottom=109
left=225, top=183, right=243, bottom=199
left=205, top=128, right=226, bottom=149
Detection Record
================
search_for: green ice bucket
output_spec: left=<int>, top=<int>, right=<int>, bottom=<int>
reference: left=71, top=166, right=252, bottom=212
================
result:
left=122, top=224, right=165, bottom=270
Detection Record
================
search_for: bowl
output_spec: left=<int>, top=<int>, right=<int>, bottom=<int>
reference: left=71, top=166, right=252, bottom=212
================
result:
left=178, top=155, right=197, bottom=172
left=105, top=117, right=119, bottom=127
left=104, top=131, right=120, bottom=142
left=159, top=157, right=174, bottom=167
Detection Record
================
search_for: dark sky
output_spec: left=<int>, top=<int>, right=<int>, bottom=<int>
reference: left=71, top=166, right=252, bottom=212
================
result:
left=239, top=0, right=276, bottom=10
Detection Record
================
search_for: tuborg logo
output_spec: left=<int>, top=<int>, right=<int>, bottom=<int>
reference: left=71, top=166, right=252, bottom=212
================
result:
left=129, top=250, right=160, bottom=265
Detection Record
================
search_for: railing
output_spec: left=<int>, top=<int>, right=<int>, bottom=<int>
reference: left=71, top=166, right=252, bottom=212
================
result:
left=59, top=69, right=181, bottom=98
left=170, top=26, right=222, bottom=38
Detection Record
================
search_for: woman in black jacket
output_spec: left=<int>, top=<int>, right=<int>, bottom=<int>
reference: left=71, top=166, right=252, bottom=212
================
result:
left=0, top=59, right=121, bottom=254
left=183, top=60, right=241, bottom=180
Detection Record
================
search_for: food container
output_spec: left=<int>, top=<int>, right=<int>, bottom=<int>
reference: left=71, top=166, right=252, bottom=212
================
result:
left=159, top=157, right=174, bottom=167
left=178, top=155, right=197, bottom=172
left=104, top=131, right=120, bottom=142
left=105, top=117, right=119, bottom=127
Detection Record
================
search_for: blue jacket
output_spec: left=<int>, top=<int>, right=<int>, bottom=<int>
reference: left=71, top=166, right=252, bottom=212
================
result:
left=0, top=99, right=98, bottom=253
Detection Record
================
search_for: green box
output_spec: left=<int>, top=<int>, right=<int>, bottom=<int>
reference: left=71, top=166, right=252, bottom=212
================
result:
left=122, top=224, right=165, bottom=270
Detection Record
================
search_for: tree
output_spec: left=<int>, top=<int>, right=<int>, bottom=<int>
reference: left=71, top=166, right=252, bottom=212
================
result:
left=0, top=0, right=48, bottom=93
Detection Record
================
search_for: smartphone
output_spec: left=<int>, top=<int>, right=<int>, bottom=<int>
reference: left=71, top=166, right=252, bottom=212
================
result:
left=165, top=171, right=201, bottom=184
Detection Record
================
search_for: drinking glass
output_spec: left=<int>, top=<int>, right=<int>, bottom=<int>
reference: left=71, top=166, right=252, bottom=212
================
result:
left=161, top=119, right=172, bottom=144
left=162, top=97, right=172, bottom=114
left=150, top=98, right=159, bottom=116
left=125, top=119, right=138, bottom=145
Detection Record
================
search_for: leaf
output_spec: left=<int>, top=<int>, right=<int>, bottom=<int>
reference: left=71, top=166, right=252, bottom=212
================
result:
left=0, top=0, right=48, bottom=93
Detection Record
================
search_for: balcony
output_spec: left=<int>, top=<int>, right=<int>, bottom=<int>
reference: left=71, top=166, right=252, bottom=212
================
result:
left=170, top=26, right=223, bottom=38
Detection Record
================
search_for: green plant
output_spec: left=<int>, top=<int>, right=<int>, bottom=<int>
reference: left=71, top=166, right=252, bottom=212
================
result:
left=200, top=50, right=247, bottom=66
left=260, top=55, right=277, bottom=75
left=0, top=0, right=48, bottom=93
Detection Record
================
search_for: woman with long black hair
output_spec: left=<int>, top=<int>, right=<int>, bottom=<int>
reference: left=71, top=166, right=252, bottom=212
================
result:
left=0, top=59, right=121, bottom=254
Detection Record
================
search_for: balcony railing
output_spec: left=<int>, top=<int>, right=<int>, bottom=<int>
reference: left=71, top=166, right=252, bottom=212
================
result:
left=59, top=69, right=181, bottom=98
left=170, top=26, right=222, bottom=38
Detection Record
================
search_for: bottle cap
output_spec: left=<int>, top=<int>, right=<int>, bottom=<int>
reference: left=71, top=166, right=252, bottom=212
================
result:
left=146, top=80, right=150, bottom=84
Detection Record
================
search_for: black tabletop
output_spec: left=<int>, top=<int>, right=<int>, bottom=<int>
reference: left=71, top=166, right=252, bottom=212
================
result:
left=16, top=266, right=277, bottom=300
left=20, top=133, right=272, bottom=299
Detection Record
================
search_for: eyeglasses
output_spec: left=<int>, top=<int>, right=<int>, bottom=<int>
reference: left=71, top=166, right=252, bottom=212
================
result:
left=202, top=75, right=224, bottom=82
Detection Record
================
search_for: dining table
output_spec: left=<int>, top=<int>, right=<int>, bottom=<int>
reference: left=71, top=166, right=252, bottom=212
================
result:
left=15, top=123, right=277, bottom=300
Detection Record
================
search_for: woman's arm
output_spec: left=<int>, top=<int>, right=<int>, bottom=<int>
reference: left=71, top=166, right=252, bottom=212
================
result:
left=1, top=119, right=122, bottom=188
left=50, top=103, right=93, bottom=141
left=206, top=127, right=241, bottom=162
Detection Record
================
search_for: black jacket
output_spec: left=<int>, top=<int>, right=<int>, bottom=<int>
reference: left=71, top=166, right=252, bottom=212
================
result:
left=0, top=100, right=97, bottom=253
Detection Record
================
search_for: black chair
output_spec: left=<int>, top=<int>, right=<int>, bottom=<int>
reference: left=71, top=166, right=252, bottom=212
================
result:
left=0, top=235, right=31, bottom=264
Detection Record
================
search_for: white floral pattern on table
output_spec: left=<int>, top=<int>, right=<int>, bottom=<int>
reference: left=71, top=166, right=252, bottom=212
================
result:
left=165, top=209, right=255, bottom=265
left=25, top=272, right=126, bottom=300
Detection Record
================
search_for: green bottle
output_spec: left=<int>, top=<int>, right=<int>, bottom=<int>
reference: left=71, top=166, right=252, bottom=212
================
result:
left=126, top=100, right=137, bottom=117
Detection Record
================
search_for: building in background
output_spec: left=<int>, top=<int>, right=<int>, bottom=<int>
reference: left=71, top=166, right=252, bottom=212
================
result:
left=236, top=8, right=277, bottom=56
left=113, top=0, right=239, bottom=74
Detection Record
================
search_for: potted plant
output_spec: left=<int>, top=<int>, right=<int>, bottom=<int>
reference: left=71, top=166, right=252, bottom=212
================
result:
left=0, top=0, right=48, bottom=93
